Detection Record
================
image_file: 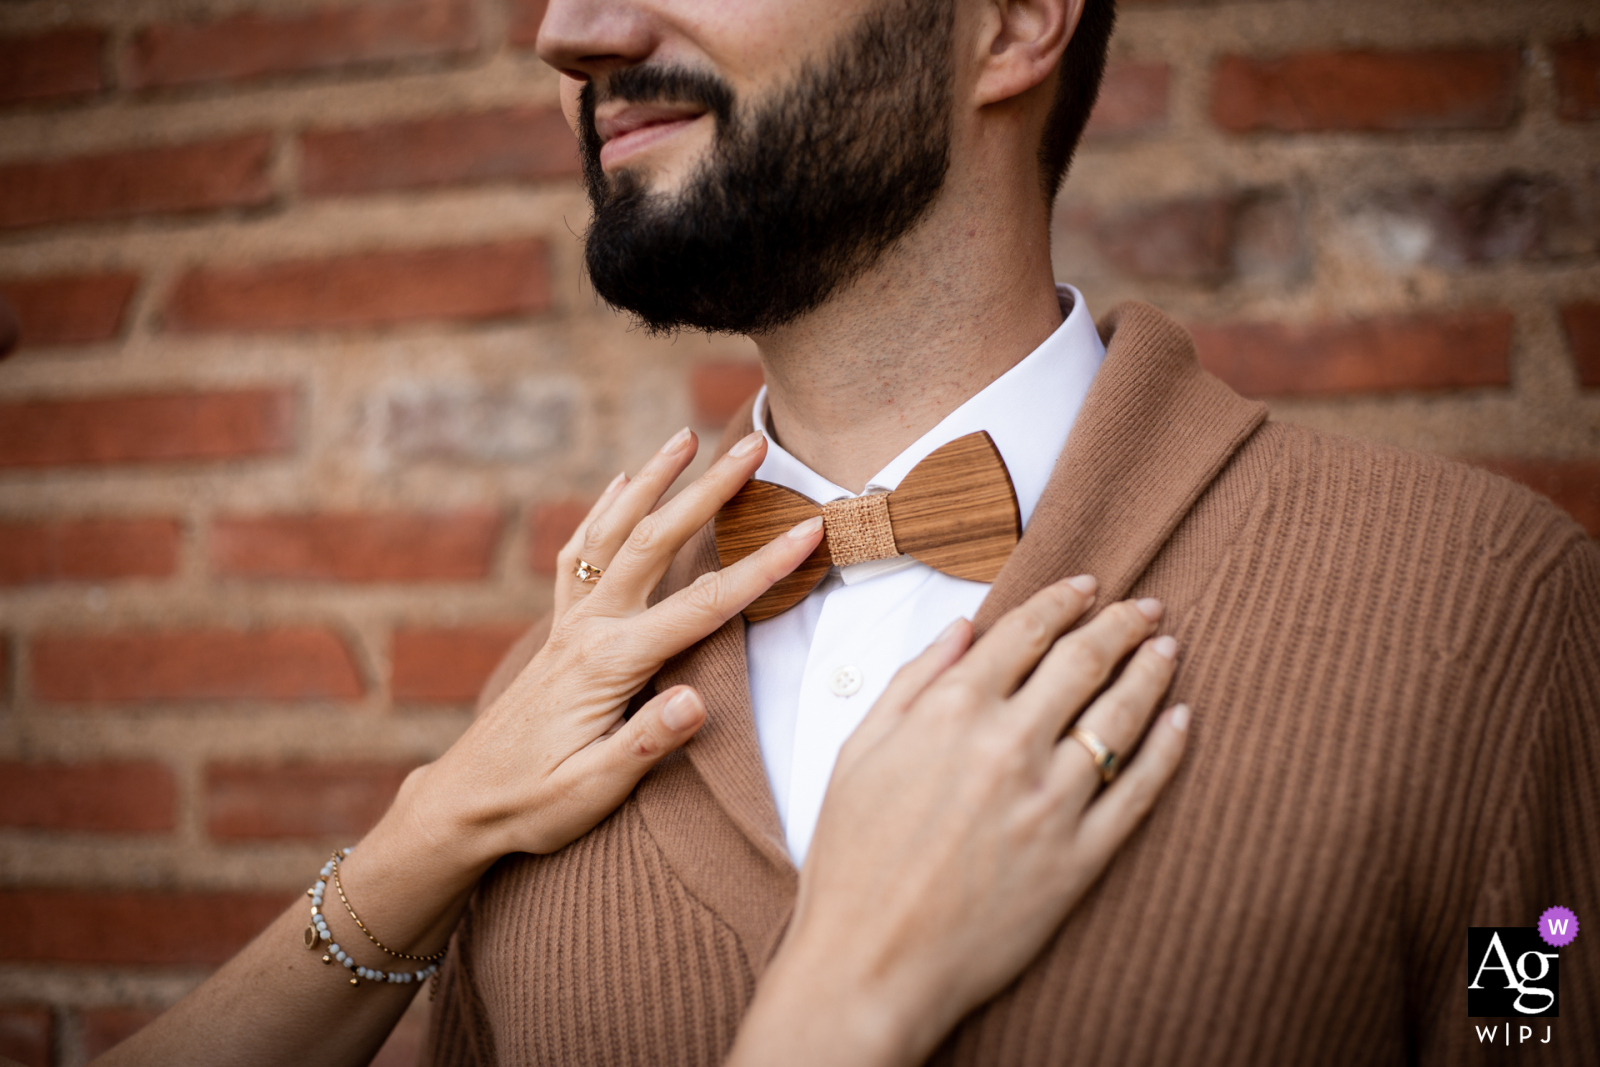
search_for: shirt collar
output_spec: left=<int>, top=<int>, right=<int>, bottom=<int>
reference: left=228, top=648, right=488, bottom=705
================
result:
left=750, top=283, right=1104, bottom=537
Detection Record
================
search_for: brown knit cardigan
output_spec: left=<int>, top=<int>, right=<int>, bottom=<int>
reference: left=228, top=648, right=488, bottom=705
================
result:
left=422, top=303, right=1600, bottom=1066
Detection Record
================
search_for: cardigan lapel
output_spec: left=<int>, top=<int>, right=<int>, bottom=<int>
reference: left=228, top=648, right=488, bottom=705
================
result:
left=634, top=403, right=800, bottom=961
left=636, top=303, right=1267, bottom=956
left=973, top=301, right=1267, bottom=631
left=652, top=518, right=792, bottom=874
left=658, top=401, right=791, bottom=866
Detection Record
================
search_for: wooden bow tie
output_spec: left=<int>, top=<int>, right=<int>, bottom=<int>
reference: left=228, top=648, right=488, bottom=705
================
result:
left=714, top=431, right=1021, bottom=622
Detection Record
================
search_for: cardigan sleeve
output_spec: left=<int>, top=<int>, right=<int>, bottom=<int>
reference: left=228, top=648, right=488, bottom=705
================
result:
left=1415, top=535, right=1600, bottom=1065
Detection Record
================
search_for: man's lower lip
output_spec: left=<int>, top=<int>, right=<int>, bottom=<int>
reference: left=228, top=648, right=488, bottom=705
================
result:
left=599, top=117, right=701, bottom=170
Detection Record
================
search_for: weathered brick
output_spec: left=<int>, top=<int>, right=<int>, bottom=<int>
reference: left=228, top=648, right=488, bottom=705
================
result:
left=302, top=107, right=579, bottom=197
left=690, top=360, right=765, bottom=426
left=0, top=28, right=106, bottom=105
left=0, top=1005, right=51, bottom=1067
left=1349, top=172, right=1591, bottom=268
left=1063, top=190, right=1302, bottom=284
left=1472, top=458, right=1600, bottom=535
left=0, top=388, right=297, bottom=469
left=1562, top=303, right=1600, bottom=388
left=0, top=291, right=17, bottom=359
left=0, top=890, right=292, bottom=965
left=1552, top=38, right=1600, bottom=122
left=0, top=135, right=274, bottom=231
left=1188, top=310, right=1512, bottom=397
left=165, top=240, right=550, bottom=333
left=80, top=1007, right=161, bottom=1060
left=1084, top=61, right=1169, bottom=140
left=1211, top=49, right=1519, bottom=133
left=373, top=378, right=578, bottom=463
left=392, top=623, right=532, bottom=703
left=211, top=511, right=500, bottom=582
left=130, top=0, right=477, bottom=89
left=0, top=762, right=177, bottom=833
left=507, top=0, right=551, bottom=47
left=1089, top=197, right=1227, bottom=283
left=0, top=517, right=180, bottom=585
left=206, top=762, right=417, bottom=840
left=0, top=272, right=139, bottom=348
left=528, top=498, right=594, bottom=576
left=31, top=628, right=364, bottom=703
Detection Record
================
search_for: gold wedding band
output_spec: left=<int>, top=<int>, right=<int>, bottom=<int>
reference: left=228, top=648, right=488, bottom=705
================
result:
left=575, top=559, right=605, bottom=583
left=1068, top=726, right=1120, bottom=783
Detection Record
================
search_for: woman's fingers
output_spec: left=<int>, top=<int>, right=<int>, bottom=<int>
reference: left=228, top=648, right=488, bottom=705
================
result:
left=631, top=516, right=825, bottom=660
left=552, top=470, right=630, bottom=616
left=1047, top=632, right=1179, bottom=812
left=556, top=426, right=700, bottom=596
left=941, top=575, right=1098, bottom=698
left=1014, top=598, right=1161, bottom=742
left=1072, top=704, right=1190, bottom=866
left=836, top=618, right=973, bottom=773
left=590, top=430, right=770, bottom=610
left=537, top=686, right=709, bottom=852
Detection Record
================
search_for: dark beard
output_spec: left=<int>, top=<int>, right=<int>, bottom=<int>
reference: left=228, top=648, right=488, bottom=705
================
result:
left=578, top=0, right=955, bottom=336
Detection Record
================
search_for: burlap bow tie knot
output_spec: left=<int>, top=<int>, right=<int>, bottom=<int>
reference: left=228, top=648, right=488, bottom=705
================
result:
left=713, top=431, right=1022, bottom=621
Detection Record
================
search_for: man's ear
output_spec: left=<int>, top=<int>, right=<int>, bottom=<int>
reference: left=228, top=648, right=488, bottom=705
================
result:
left=972, top=0, right=1084, bottom=107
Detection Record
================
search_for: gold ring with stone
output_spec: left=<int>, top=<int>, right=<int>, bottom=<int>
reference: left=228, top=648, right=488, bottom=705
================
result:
left=1068, top=726, right=1120, bottom=783
left=575, top=559, right=605, bottom=583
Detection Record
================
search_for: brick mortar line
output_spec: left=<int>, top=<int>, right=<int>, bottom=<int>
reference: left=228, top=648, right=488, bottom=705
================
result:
left=0, top=965, right=206, bottom=1009
left=0, top=710, right=472, bottom=757
left=1116, top=3, right=1600, bottom=52
left=0, top=54, right=560, bottom=163
left=0, top=191, right=585, bottom=266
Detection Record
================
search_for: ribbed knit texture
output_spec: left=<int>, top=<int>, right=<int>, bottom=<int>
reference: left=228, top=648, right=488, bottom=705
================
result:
left=423, top=303, right=1600, bottom=1066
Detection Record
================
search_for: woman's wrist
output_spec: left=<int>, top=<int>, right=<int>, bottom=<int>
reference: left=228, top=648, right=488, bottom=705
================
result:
left=330, top=760, right=507, bottom=958
left=379, top=760, right=510, bottom=876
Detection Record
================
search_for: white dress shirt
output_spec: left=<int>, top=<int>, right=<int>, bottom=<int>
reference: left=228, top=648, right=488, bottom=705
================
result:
left=746, top=284, right=1106, bottom=865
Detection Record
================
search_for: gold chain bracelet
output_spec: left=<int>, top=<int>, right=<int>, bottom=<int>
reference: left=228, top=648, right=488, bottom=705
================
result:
left=303, top=848, right=446, bottom=988
left=329, top=851, right=446, bottom=963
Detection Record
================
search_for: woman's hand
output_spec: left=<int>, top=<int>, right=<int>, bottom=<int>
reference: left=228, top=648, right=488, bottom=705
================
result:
left=398, top=425, right=821, bottom=871
left=91, top=428, right=822, bottom=1067
left=730, top=576, right=1189, bottom=1067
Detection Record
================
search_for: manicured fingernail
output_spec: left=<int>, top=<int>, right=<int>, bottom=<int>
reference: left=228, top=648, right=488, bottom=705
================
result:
left=604, top=471, right=627, bottom=494
left=1151, top=635, right=1177, bottom=659
left=1067, top=574, right=1097, bottom=594
left=729, top=430, right=764, bottom=457
left=1135, top=597, right=1163, bottom=621
left=663, top=427, right=693, bottom=453
left=937, top=618, right=966, bottom=643
left=788, top=515, right=824, bottom=539
left=1170, top=703, right=1190, bottom=732
left=662, top=688, right=700, bottom=730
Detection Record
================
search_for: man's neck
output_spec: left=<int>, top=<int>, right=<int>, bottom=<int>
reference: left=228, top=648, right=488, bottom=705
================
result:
left=751, top=181, right=1062, bottom=495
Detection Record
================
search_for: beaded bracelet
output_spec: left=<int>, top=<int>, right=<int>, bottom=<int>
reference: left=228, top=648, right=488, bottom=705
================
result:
left=303, top=848, right=446, bottom=988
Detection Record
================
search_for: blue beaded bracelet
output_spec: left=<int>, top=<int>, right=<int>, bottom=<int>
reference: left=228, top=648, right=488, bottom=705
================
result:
left=304, top=847, right=445, bottom=988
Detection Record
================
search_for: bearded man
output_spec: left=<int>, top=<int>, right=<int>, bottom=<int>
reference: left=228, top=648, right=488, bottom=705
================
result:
left=423, top=0, right=1600, bottom=1064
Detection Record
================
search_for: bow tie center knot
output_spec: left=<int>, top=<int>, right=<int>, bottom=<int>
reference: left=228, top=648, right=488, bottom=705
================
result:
left=823, top=494, right=899, bottom=568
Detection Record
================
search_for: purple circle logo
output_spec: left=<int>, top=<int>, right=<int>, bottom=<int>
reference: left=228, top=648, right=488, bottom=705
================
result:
left=1539, top=906, right=1579, bottom=948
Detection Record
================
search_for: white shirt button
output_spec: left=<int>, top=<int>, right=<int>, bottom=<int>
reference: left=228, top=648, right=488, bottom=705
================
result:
left=828, top=664, right=863, bottom=697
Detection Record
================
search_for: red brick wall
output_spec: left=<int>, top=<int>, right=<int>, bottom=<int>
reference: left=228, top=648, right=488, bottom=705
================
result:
left=0, top=1, right=1596, bottom=1062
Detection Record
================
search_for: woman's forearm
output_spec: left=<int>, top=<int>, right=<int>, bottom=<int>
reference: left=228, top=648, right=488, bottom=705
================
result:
left=91, top=766, right=493, bottom=1067
left=89, top=429, right=807, bottom=1067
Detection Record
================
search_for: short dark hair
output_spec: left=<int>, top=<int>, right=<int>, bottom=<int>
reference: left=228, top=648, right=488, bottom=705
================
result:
left=1038, top=0, right=1116, bottom=203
